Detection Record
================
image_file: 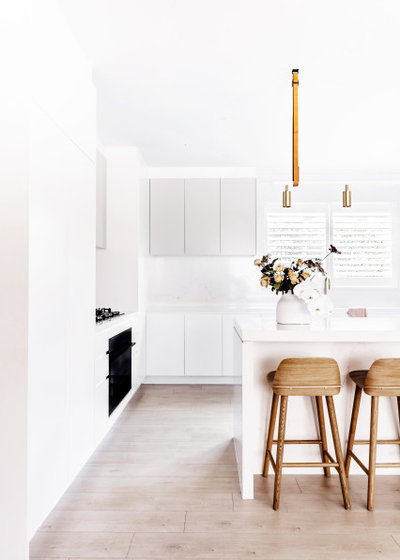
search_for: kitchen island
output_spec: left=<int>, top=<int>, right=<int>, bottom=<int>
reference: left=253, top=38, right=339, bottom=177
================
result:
left=233, top=310, right=400, bottom=499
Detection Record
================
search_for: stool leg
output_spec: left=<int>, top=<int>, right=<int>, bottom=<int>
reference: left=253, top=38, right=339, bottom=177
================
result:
left=263, top=392, right=279, bottom=477
left=397, top=396, right=400, bottom=428
left=345, top=385, right=362, bottom=476
left=326, top=396, right=351, bottom=510
left=273, top=395, right=288, bottom=511
left=367, top=396, right=379, bottom=511
left=315, top=396, right=330, bottom=477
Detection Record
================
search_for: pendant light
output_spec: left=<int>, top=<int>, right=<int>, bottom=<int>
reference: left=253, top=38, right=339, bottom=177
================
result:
left=283, top=70, right=299, bottom=208
left=342, top=184, right=351, bottom=207
left=283, top=184, right=291, bottom=208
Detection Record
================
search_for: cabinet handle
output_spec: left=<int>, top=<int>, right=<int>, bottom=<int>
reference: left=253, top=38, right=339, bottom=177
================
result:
left=106, top=342, right=136, bottom=356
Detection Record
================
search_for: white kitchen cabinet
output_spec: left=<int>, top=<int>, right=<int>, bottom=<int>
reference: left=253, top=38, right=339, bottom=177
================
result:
left=222, top=314, right=235, bottom=376
left=185, top=178, right=220, bottom=255
left=185, top=313, right=222, bottom=376
left=150, top=179, right=184, bottom=255
left=93, top=378, right=109, bottom=445
left=220, top=178, right=256, bottom=255
left=94, top=355, right=108, bottom=386
left=96, top=149, right=107, bottom=249
left=146, top=313, right=185, bottom=376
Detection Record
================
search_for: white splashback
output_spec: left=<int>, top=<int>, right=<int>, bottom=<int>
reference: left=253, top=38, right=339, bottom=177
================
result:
left=145, top=256, right=400, bottom=309
left=145, top=256, right=264, bottom=306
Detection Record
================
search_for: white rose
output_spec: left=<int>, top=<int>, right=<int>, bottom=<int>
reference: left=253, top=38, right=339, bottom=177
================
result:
left=274, top=263, right=284, bottom=272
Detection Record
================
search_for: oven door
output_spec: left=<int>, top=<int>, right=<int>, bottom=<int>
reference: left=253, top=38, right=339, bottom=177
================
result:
left=107, top=328, right=134, bottom=416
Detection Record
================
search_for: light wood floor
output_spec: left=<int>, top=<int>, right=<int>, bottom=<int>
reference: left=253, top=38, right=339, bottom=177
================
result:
left=30, top=385, right=400, bottom=559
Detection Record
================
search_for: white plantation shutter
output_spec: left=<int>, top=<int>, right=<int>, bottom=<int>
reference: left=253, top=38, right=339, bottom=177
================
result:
left=332, top=209, right=393, bottom=280
left=266, top=212, right=327, bottom=262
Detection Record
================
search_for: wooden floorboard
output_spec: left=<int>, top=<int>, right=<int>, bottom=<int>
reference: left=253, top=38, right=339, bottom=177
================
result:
left=30, top=384, right=400, bottom=559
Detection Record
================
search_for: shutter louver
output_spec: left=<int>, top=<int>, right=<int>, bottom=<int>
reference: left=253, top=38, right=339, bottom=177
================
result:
left=332, top=211, right=393, bottom=279
left=266, top=212, right=327, bottom=262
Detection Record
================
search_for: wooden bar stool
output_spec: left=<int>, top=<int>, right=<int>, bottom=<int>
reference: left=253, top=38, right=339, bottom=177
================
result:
left=345, top=359, right=400, bottom=511
left=263, top=357, right=351, bottom=511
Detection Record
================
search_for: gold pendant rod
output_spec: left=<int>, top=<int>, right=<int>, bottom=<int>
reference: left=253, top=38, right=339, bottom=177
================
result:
left=292, top=69, right=299, bottom=186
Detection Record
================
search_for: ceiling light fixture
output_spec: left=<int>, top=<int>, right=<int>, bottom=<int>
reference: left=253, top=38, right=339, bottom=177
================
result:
left=342, top=184, right=352, bottom=207
left=283, top=70, right=299, bottom=208
left=283, top=184, right=291, bottom=208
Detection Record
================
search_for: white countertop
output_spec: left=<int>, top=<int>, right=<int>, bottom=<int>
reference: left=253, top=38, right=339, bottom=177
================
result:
left=146, top=302, right=273, bottom=313
left=234, top=309, right=400, bottom=342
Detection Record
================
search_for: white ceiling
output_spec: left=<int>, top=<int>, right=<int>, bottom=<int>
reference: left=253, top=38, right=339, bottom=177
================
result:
left=59, top=0, right=400, bottom=172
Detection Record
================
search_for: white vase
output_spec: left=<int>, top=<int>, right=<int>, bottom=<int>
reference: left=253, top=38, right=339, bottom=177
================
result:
left=276, top=292, right=311, bottom=325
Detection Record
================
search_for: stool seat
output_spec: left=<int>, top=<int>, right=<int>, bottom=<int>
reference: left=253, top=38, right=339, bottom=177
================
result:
left=269, top=358, right=341, bottom=396
left=349, top=370, right=368, bottom=388
left=349, top=361, right=400, bottom=396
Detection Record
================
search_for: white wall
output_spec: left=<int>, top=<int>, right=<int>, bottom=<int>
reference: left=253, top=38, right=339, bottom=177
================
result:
left=27, top=0, right=96, bottom=538
left=96, top=147, right=147, bottom=312
left=0, top=3, right=30, bottom=557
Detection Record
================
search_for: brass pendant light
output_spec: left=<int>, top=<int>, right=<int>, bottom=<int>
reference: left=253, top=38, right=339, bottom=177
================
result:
left=342, top=184, right=352, bottom=207
left=283, top=70, right=353, bottom=209
left=283, top=70, right=299, bottom=208
left=283, top=184, right=291, bottom=208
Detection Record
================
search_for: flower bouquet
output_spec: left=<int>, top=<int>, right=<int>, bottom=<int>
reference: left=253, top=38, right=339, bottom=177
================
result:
left=254, top=245, right=341, bottom=324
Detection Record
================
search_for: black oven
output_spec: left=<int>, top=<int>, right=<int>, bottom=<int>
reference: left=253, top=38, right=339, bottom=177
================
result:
left=107, top=328, right=134, bottom=415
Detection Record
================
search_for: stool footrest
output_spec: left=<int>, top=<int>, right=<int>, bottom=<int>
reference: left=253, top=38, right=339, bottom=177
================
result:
left=267, top=450, right=339, bottom=471
left=272, top=439, right=322, bottom=445
left=267, top=450, right=276, bottom=472
left=348, top=450, right=369, bottom=475
left=324, top=451, right=337, bottom=464
left=282, top=462, right=339, bottom=468
left=353, top=439, right=400, bottom=445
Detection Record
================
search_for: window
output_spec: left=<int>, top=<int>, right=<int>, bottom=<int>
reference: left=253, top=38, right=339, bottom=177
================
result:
left=265, top=208, right=327, bottom=263
left=332, top=205, right=393, bottom=284
left=264, top=203, right=396, bottom=287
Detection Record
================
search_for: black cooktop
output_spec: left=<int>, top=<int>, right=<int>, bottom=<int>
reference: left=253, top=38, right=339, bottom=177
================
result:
left=96, top=307, right=124, bottom=323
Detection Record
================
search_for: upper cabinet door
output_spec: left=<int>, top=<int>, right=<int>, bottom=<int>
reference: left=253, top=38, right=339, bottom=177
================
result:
left=150, top=179, right=185, bottom=255
left=220, top=178, right=256, bottom=255
left=185, top=179, right=220, bottom=255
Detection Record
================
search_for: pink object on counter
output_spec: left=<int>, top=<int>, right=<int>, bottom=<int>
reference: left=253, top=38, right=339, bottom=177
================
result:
left=347, top=308, right=367, bottom=317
